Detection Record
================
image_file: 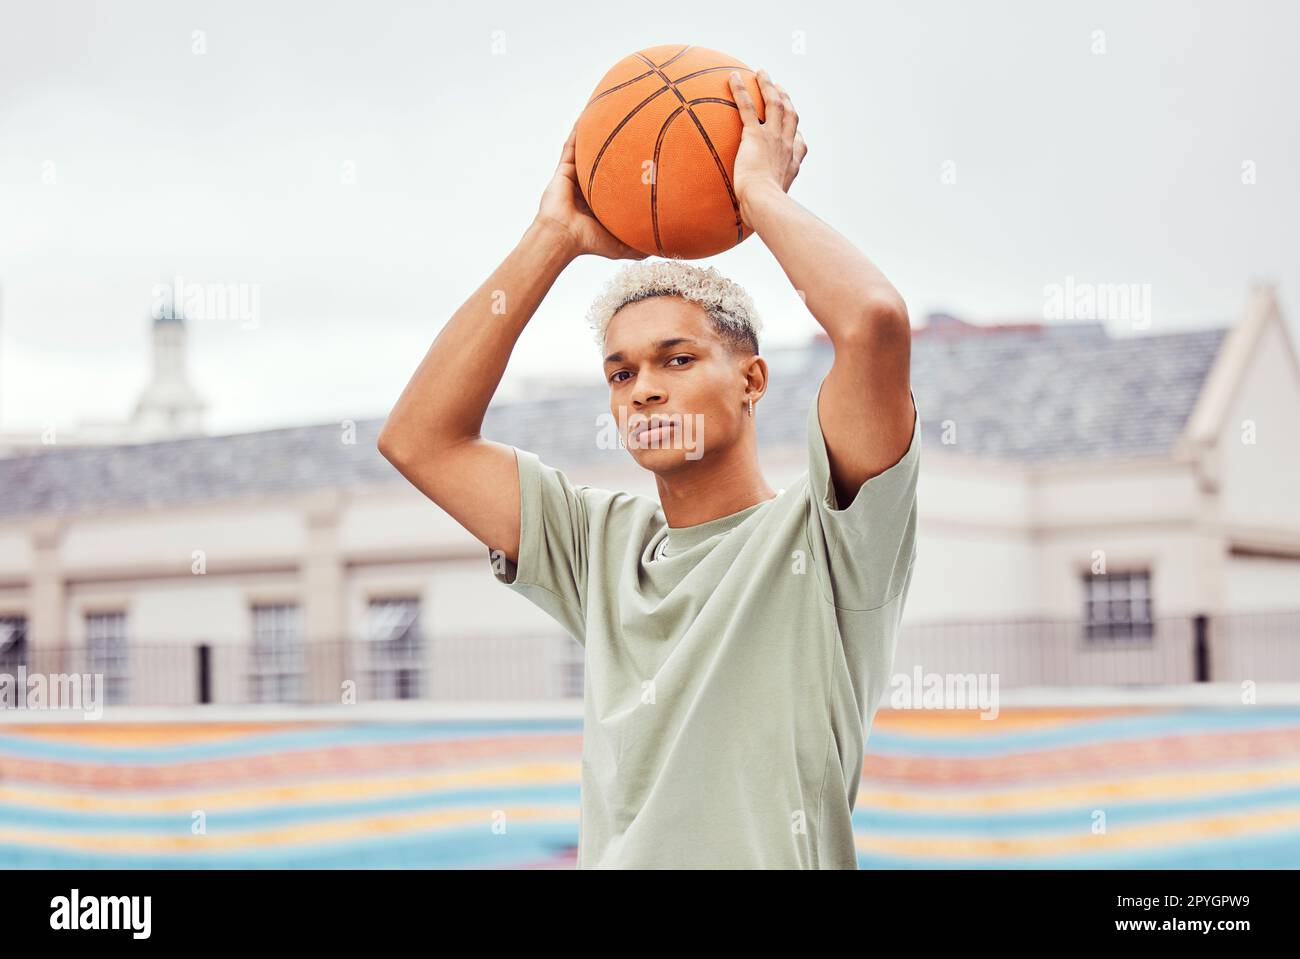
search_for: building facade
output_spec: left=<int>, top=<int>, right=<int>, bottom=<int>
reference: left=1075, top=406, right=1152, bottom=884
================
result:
left=1, top=286, right=1297, bottom=704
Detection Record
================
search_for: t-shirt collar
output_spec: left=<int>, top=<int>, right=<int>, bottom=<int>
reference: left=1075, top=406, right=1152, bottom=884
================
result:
left=660, top=498, right=772, bottom=557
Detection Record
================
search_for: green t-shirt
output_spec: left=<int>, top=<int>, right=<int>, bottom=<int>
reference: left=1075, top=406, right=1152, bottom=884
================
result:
left=490, top=390, right=920, bottom=868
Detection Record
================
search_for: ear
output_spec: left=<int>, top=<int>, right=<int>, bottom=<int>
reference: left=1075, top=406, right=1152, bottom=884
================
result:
left=740, top=353, right=769, bottom=400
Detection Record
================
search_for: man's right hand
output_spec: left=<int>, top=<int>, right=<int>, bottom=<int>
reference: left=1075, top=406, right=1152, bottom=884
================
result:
left=535, top=121, right=648, bottom=261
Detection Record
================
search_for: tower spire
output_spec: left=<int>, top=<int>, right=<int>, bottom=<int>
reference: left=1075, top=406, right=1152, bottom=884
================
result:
left=131, top=290, right=207, bottom=438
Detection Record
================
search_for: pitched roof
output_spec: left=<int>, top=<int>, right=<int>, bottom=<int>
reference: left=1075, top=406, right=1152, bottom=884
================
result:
left=0, top=321, right=1228, bottom=519
left=909, top=322, right=1229, bottom=462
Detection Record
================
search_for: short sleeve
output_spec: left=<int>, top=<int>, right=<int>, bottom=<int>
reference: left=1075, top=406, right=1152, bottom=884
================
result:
left=805, top=387, right=920, bottom=612
left=487, top=447, right=590, bottom=644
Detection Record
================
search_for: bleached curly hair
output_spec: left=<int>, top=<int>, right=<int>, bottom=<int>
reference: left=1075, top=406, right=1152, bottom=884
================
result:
left=586, top=258, right=763, bottom=356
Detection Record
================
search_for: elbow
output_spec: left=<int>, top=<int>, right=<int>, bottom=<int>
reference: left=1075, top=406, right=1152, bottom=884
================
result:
left=377, top=422, right=410, bottom=468
left=861, top=291, right=910, bottom=331
left=838, top=293, right=911, bottom=351
left=378, top=421, right=469, bottom=469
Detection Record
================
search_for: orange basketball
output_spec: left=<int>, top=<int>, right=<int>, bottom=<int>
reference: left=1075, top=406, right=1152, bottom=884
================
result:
left=575, top=44, right=766, bottom=260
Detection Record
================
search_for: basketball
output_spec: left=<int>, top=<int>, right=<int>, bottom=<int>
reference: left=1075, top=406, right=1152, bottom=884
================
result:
left=575, top=44, right=767, bottom=260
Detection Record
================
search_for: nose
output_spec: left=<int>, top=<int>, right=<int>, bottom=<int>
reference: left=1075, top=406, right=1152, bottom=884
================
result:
left=631, top=384, right=665, bottom=409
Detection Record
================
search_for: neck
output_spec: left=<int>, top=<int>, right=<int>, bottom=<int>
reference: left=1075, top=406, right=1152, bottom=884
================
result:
left=653, top=429, right=778, bottom=527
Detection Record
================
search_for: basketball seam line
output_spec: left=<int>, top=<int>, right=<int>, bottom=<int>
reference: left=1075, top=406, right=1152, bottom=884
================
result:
left=585, top=47, right=699, bottom=200
left=583, top=49, right=756, bottom=256
left=585, top=45, right=692, bottom=107
left=650, top=98, right=743, bottom=256
left=586, top=83, right=671, bottom=201
left=586, top=67, right=754, bottom=201
left=634, top=52, right=745, bottom=256
left=586, top=62, right=751, bottom=107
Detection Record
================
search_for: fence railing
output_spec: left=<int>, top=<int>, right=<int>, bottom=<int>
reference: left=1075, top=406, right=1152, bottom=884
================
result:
left=896, top=615, right=1199, bottom=687
left=0, top=632, right=581, bottom=709
left=0, top=612, right=1296, bottom=708
left=895, top=612, right=1300, bottom=687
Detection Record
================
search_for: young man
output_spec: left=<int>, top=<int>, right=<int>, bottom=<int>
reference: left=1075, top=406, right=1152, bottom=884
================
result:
left=379, top=69, right=918, bottom=869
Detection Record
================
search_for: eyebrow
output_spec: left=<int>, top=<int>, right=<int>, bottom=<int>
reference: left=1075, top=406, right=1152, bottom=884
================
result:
left=604, top=338, right=702, bottom=365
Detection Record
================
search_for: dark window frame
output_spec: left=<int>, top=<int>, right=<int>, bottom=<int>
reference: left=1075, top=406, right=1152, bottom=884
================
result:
left=86, top=611, right=130, bottom=704
left=364, top=598, right=425, bottom=701
left=1083, top=570, right=1154, bottom=642
left=250, top=603, right=305, bottom=704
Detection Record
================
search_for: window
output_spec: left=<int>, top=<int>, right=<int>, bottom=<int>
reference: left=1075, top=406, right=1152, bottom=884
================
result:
left=0, top=616, right=26, bottom=675
left=86, top=612, right=129, bottom=705
left=1083, top=570, right=1153, bottom=641
left=364, top=598, right=424, bottom=700
left=250, top=604, right=304, bottom=704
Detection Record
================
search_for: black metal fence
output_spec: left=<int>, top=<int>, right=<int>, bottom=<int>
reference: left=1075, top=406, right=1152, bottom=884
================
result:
left=0, top=632, right=581, bottom=708
left=896, top=611, right=1300, bottom=687
left=0, top=613, right=1296, bottom=708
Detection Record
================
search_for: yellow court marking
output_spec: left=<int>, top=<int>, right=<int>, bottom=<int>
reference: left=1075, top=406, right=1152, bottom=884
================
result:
left=857, top=761, right=1300, bottom=814
left=1, top=723, right=313, bottom=747
left=856, top=803, right=1300, bottom=860
left=0, top=804, right=579, bottom=854
left=4, top=759, right=1295, bottom=819
left=0, top=761, right=581, bottom=814
left=871, top=706, right=1154, bottom=736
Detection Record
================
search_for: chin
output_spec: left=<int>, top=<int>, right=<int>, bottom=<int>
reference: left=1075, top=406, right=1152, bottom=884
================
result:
left=627, top=443, right=700, bottom=471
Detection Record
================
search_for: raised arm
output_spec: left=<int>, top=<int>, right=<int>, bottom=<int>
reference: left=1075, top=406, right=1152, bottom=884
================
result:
left=377, top=123, right=645, bottom=564
left=728, top=69, right=914, bottom=507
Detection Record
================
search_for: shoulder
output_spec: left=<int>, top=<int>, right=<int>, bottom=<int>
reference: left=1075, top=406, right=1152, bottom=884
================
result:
left=595, top=485, right=662, bottom=523
left=569, top=480, right=662, bottom=531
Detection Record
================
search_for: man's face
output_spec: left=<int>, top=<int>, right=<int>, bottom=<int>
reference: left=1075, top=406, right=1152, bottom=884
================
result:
left=602, top=296, right=758, bottom=472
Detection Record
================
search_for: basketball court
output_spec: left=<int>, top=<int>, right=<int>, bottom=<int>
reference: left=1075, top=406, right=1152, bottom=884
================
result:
left=4, top=697, right=1299, bottom=869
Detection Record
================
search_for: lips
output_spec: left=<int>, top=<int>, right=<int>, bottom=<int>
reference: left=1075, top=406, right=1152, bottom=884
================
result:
left=636, top=423, right=675, bottom=443
left=630, top=415, right=678, bottom=442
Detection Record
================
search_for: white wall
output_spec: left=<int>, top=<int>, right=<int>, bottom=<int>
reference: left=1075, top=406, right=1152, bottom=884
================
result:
left=1036, top=527, right=1210, bottom=619
left=905, top=530, right=1038, bottom=620
left=1217, top=320, right=1300, bottom=534
left=1224, top=556, right=1300, bottom=611
left=0, top=529, right=31, bottom=578
left=65, top=571, right=300, bottom=643
left=1211, top=319, right=1300, bottom=612
left=1034, top=465, right=1201, bottom=528
left=61, top=503, right=305, bottom=573
left=339, top=490, right=467, bottom=554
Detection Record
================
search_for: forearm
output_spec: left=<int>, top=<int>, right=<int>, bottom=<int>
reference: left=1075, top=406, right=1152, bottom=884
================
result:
left=741, top=182, right=907, bottom=343
left=379, top=218, right=578, bottom=457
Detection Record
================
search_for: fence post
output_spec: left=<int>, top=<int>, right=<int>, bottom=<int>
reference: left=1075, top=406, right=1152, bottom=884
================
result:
left=197, top=644, right=211, bottom=704
left=1193, top=614, right=1209, bottom=683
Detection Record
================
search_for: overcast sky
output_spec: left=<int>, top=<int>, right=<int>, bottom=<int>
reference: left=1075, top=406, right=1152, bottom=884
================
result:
left=2, top=0, right=1297, bottom=435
